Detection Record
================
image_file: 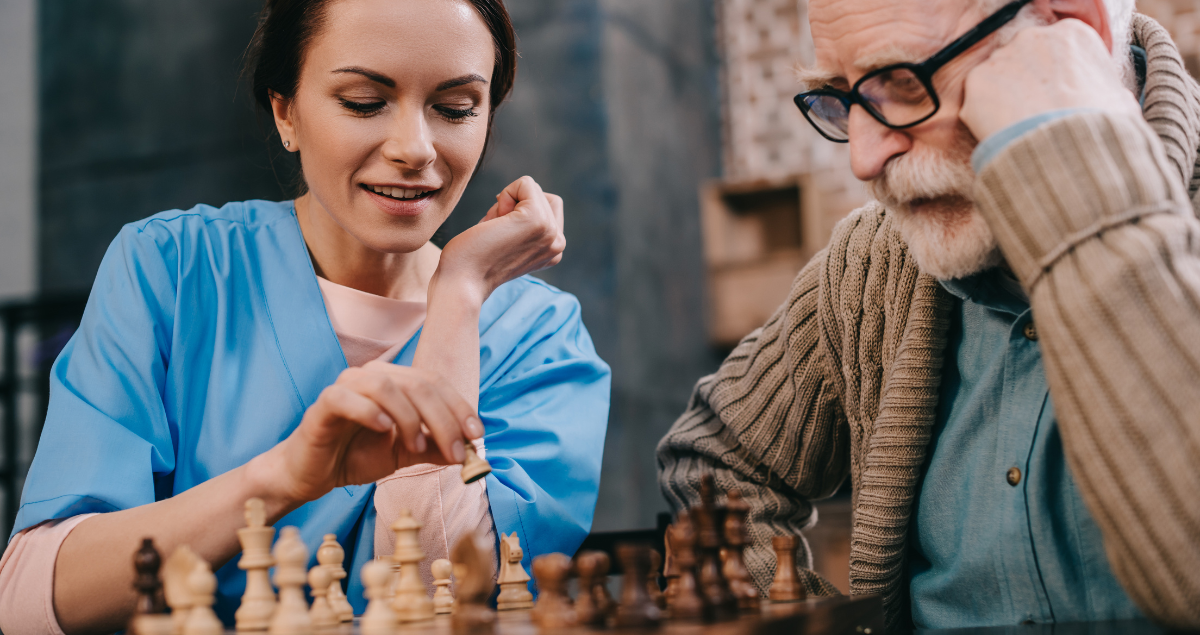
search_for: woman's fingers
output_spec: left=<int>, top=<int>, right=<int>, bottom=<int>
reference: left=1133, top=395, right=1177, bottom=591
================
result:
left=366, top=362, right=481, bottom=462
left=313, top=382, right=394, bottom=435
left=339, top=366, right=427, bottom=452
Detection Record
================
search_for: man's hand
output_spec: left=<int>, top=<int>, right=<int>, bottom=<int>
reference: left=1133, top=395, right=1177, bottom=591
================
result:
left=960, top=18, right=1141, bottom=142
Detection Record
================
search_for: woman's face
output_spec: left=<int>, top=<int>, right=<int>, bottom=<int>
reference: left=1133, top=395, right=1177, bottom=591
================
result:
left=275, top=0, right=495, bottom=253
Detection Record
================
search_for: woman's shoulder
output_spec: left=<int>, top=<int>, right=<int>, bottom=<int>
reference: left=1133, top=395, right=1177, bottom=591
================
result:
left=122, top=199, right=294, bottom=237
left=482, top=276, right=583, bottom=328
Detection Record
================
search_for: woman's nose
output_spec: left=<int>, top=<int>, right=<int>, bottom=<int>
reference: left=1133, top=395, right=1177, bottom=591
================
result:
left=381, top=104, right=436, bottom=171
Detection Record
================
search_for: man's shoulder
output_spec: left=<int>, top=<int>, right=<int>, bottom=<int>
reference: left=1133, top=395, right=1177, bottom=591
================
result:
left=821, top=201, right=909, bottom=275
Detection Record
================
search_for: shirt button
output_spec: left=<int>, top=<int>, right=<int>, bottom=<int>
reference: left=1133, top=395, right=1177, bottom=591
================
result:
left=1023, top=322, right=1038, bottom=341
left=1007, top=467, right=1022, bottom=486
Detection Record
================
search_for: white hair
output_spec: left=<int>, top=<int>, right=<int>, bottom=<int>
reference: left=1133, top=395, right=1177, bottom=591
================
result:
left=980, top=0, right=1138, bottom=90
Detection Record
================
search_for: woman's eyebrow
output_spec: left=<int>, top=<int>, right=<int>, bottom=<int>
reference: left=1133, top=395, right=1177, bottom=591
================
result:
left=332, top=67, right=395, bottom=88
left=437, top=74, right=488, bottom=91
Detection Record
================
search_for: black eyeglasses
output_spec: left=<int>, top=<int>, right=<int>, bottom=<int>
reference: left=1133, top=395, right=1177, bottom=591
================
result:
left=793, top=0, right=1034, bottom=143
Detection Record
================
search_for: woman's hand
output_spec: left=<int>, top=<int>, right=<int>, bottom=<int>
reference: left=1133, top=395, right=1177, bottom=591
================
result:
left=256, top=361, right=485, bottom=506
left=435, top=175, right=566, bottom=305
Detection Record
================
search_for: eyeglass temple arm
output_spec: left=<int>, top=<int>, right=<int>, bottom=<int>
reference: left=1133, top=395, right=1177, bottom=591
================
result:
left=921, top=0, right=1036, bottom=72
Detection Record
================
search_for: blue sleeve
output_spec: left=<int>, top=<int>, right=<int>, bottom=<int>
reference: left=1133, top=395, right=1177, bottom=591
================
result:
left=11, top=223, right=179, bottom=540
left=476, top=279, right=611, bottom=573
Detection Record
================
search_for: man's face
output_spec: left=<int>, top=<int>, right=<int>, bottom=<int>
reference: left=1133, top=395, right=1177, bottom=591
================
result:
left=807, top=0, right=1011, bottom=279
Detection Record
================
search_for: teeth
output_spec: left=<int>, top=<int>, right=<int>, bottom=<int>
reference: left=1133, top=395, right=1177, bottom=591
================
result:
left=370, top=185, right=426, bottom=200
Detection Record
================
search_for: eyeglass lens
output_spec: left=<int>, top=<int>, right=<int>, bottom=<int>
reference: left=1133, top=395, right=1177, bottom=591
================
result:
left=798, top=94, right=851, bottom=141
left=857, top=67, right=935, bottom=127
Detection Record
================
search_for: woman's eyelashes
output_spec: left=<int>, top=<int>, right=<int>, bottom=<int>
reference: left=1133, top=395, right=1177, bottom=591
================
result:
left=338, top=97, right=386, bottom=116
left=336, top=95, right=478, bottom=123
left=434, top=105, right=479, bottom=122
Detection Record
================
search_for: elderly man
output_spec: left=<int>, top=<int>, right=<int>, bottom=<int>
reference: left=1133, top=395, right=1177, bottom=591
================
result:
left=658, top=0, right=1200, bottom=630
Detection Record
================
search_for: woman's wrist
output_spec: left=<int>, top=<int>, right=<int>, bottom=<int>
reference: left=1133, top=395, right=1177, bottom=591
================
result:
left=242, top=445, right=308, bottom=522
left=427, top=267, right=490, bottom=311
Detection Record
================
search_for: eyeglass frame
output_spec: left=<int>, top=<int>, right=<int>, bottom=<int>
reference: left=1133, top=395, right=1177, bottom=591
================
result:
left=793, top=0, right=1036, bottom=143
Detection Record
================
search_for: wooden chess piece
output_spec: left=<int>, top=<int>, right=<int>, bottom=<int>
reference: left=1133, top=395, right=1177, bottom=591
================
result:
left=130, top=614, right=175, bottom=635
left=432, top=558, right=455, bottom=615
left=615, top=544, right=662, bottom=628
left=665, top=511, right=704, bottom=621
left=722, top=490, right=761, bottom=611
left=237, top=498, right=277, bottom=631
left=316, top=534, right=354, bottom=623
left=591, top=551, right=617, bottom=619
left=460, top=444, right=491, bottom=484
left=450, top=533, right=497, bottom=631
left=768, top=535, right=805, bottom=603
left=163, top=545, right=201, bottom=635
left=572, top=552, right=605, bottom=626
left=360, top=559, right=399, bottom=635
left=662, top=525, right=680, bottom=607
left=390, top=509, right=435, bottom=622
left=693, top=475, right=737, bottom=620
left=496, top=532, right=534, bottom=610
left=133, top=537, right=167, bottom=615
left=308, top=564, right=339, bottom=629
left=269, top=526, right=313, bottom=635
left=183, top=561, right=224, bottom=635
left=530, top=553, right=575, bottom=629
left=646, top=549, right=666, bottom=610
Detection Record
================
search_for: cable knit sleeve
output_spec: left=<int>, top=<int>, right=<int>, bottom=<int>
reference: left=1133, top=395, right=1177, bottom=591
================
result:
left=974, top=110, right=1200, bottom=629
left=657, top=225, right=852, bottom=597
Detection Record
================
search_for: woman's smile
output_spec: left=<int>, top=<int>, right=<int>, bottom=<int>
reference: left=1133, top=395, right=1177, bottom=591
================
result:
left=361, top=182, right=441, bottom=217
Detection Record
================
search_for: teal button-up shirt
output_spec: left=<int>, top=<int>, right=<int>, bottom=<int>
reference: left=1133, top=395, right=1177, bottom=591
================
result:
left=908, top=271, right=1142, bottom=629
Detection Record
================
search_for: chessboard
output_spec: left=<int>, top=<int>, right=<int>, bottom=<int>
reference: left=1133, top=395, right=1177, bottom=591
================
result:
left=213, top=596, right=885, bottom=635
left=125, top=475, right=884, bottom=635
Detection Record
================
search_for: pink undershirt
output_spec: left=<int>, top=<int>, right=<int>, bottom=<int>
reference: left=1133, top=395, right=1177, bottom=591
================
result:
left=0, top=276, right=495, bottom=634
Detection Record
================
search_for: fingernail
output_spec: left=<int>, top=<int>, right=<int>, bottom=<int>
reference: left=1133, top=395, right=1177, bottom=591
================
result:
left=452, top=439, right=465, bottom=463
left=376, top=413, right=394, bottom=430
left=467, top=416, right=484, bottom=437
left=414, top=433, right=427, bottom=454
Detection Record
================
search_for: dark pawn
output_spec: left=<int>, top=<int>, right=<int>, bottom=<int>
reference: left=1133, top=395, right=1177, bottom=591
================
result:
left=768, top=535, right=806, bottom=603
left=722, top=490, right=761, bottom=612
left=133, top=537, right=167, bottom=614
left=592, top=552, right=617, bottom=619
left=615, top=545, right=661, bottom=628
left=531, top=553, right=576, bottom=629
left=693, top=475, right=737, bottom=620
left=665, top=511, right=704, bottom=621
left=573, top=552, right=607, bottom=626
left=646, top=549, right=666, bottom=610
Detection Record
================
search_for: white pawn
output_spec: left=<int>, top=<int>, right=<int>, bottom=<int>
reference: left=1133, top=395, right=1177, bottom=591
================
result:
left=316, top=534, right=354, bottom=623
left=308, top=565, right=338, bottom=630
left=163, top=546, right=200, bottom=635
left=360, top=559, right=399, bottom=635
left=269, top=527, right=312, bottom=635
left=390, top=510, right=434, bottom=622
left=183, top=561, right=223, bottom=635
left=496, top=533, right=533, bottom=610
left=431, top=559, right=454, bottom=615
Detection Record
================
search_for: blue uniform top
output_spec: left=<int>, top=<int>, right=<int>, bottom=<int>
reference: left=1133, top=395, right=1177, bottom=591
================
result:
left=12, top=200, right=611, bottom=623
left=909, top=271, right=1140, bottom=628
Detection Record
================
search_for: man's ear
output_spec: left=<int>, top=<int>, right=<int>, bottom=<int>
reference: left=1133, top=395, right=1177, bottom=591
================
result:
left=270, top=90, right=298, bottom=151
left=1038, top=0, right=1114, bottom=51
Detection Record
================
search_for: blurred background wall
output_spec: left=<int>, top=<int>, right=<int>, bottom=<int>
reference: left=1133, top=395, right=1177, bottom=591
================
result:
left=2, top=0, right=1199, bottom=555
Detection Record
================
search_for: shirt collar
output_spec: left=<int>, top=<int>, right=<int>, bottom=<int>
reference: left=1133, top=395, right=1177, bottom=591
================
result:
left=938, top=268, right=1030, bottom=317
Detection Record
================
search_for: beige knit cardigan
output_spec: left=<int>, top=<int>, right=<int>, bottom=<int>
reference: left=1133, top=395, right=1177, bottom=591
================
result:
left=657, top=15, right=1200, bottom=631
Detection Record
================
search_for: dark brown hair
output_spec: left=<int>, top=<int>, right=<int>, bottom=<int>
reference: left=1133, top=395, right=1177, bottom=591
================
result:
left=244, top=0, right=516, bottom=149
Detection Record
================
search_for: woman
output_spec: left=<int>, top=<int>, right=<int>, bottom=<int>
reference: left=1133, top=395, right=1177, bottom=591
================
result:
left=0, top=0, right=610, bottom=632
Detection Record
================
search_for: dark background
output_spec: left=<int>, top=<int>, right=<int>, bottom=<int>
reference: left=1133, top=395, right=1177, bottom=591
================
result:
left=32, top=0, right=724, bottom=531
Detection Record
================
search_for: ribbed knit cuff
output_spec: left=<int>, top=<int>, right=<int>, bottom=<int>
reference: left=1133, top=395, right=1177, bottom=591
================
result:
left=973, top=111, right=1190, bottom=289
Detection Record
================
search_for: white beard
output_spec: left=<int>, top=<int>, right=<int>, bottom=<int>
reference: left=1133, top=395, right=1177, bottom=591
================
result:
left=865, top=126, right=1002, bottom=280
